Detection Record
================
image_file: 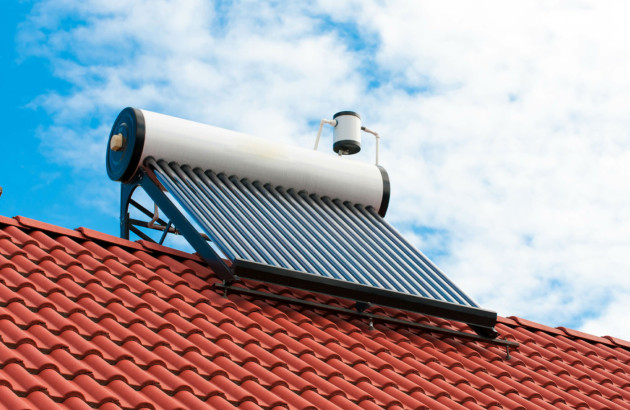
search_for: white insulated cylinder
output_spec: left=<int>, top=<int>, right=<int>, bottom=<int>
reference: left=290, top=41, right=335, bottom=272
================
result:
left=106, top=108, right=390, bottom=216
left=332, top=111, right=362, bottom=155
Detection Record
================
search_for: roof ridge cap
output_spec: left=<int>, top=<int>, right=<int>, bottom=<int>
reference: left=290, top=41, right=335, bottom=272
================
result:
left=509, top=315, right=630, bottom=350
left=136, top=239, right=202, bottom=262
left=556, top=326, right=613, bottom=346
left=1, top=214, right=201, bottom=264
left=0, top=215, right=22, bottom=227
left=76, top=226, right=146, bottom=251
left=13, top=215, right=85, bottom=239
left=77, top=227, right=202, bottom=263
left=508, top=316, right=564, bottom=335
left=603, top=335, right=630, bottom=350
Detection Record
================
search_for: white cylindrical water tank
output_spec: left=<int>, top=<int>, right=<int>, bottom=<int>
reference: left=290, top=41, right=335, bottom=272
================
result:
left=332, top=111, right=362, bottom=155
left=106, top=107, right=390, bottom=216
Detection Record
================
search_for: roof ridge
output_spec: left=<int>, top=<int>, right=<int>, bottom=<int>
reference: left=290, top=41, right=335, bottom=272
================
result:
left=1, top=215, right=202, bottom=264
left=505, top=315, right=630, bottom=351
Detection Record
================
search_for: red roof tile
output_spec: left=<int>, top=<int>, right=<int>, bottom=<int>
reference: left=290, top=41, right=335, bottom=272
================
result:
left=1, top=215, right=630, bottom=408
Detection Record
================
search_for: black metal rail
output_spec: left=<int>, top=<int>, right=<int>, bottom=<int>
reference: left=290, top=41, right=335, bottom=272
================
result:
left=214, top=283, right=519, bottom=350
left=233, top=258, right=499, bottom=338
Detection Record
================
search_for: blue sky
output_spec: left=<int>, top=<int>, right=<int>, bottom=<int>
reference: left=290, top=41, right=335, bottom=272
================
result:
left=3, top=1, right=630, bottom=338
left=2, top=3, right=64, bottom=224
left=2, top=1, right=114, bottom=232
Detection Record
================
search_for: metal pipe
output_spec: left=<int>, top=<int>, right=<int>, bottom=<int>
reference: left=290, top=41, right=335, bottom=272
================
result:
left=359, top=205, right=477, bottom=306
left=147, top=204, right=160, bottom=230
left=313, top=118, right=337, bottom=150
left=300, top=193, right=393, bottom=290
left=215, top=173, right=307, bottom=272
left=361, top=126, right=380, bottom=165
left=239, top=179, right=327, bottom=275
left=174, top=164, right=267, bottom=263
left=279, top=188, right=368, bottom=284
left=198, top=169, right=293, bottom=270
left=335, top=201, right=442, bottom=300
left=226, top=176, right=315, bottom=273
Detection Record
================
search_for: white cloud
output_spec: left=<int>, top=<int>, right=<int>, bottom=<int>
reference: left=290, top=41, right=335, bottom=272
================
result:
left=18, top=0, right=630, bottom=338
left=581, top=297, right=630, bottom=338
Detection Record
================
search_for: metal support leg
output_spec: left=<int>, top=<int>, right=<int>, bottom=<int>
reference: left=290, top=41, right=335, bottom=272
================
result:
left=120, top=180, right=140, bottom=240
left=137, top=170, right=234, bottom=282
left=158, top=221, right=173, bottom=245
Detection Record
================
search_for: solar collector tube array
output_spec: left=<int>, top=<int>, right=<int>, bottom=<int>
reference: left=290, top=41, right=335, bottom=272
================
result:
left=147, top=158, right=478, bottom=308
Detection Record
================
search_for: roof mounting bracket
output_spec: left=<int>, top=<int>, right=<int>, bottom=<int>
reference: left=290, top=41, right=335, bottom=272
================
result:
left=120, top=169, right=234, bottom=282
left=215, top=283, right=518, bottom=349
left=232, top=258, right=499, bottom=338
left=355, top=301, right=371, bottom=313
left=120, top=176, right=140, bottom=241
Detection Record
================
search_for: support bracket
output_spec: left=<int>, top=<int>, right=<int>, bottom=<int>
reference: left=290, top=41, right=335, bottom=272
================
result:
left=232, top=258, right=498, bottom=338
left=119, top=169, right=234, bottom=282
left=215, top=283, right=519, bottom=349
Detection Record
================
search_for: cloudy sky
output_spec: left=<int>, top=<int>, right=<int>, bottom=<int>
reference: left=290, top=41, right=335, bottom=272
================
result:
left=3, top=1, right=630, bottom=339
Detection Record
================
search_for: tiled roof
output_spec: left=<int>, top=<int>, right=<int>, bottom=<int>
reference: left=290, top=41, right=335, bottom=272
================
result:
left=1, top=214, right=630, bottom=409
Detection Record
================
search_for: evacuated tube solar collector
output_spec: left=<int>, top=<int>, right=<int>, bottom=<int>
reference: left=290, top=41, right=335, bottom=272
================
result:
left=107, top=107, right=390, bottom=216
left=106, top=107, right=498, bottom=338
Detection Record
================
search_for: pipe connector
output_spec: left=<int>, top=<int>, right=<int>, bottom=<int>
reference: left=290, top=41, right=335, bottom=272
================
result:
left=110, top=133, right=125, bottom=151
left=313, top=119, right=338, bottom=150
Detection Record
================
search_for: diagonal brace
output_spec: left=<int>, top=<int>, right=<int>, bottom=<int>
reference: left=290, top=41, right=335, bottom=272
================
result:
left=122, top=170, right=234, bottom=282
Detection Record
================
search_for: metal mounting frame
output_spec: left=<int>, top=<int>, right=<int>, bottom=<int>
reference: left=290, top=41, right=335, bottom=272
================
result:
left=215, top=283, right=516, bottom=350
left=121, top=175, right=180, bottom=243
left=232, top=258, right=498, bottom=338
left=120, top=169, right=234, bottom=282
